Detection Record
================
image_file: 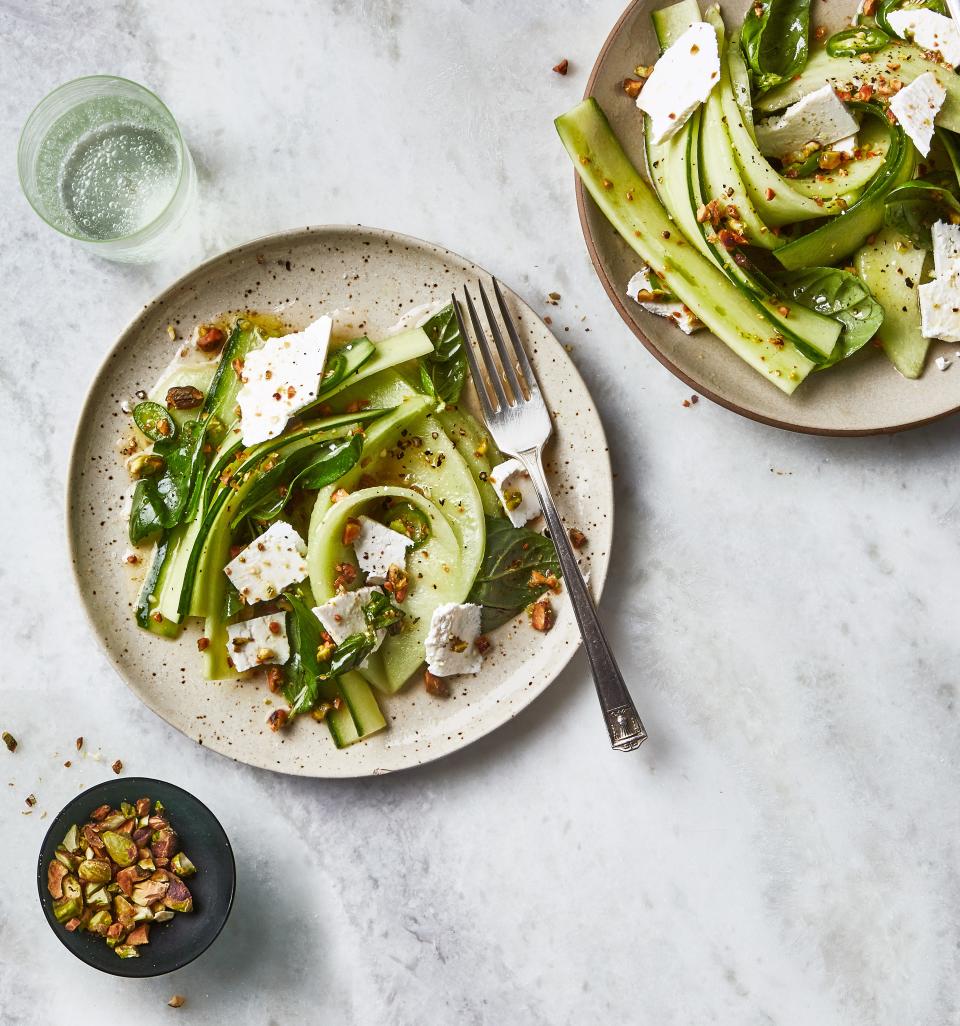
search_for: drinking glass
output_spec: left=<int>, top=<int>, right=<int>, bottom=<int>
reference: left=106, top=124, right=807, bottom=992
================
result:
left=18, top=76, right=197, bottom=262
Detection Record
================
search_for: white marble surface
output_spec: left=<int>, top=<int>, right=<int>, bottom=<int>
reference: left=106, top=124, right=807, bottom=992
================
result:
left=2, top=1, right=959, bottom=1023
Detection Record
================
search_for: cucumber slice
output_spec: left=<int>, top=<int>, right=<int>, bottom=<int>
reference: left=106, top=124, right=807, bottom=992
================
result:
left=650, top=0, right=700, bottom=48
left=757, top=42, right=960, bottom=134
left=309, top=485, right=470, bottom=693
left=788, top=119, right=891, bottom=202
left=718, top=25, right=846, bottom=224
left=326, top=700, right=360, bottom=748
left=775, top=111, right=916, bottom=271
left=135, top=535, right=183, bottom=637
left=338, top=671, right=387, bottom=739
left=700, top=32, right=781, bottom=250
left=855, top=228, right=930, bottom=377
left=200, top=319, right=265, bottom=433
left=556, top=98, right=818, bottom=392
left=434, top=406, right=503, bottom=517
left=307, top=328, right=433, bottom=412
left=643, top=45, right=840, bottom=357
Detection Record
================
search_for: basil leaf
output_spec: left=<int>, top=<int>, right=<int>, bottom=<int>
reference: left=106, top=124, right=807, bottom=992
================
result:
left=419, top=304, right=467, bottom=405
left=742, top=0, right=812, bottom=95
left=283, top=592, right=325, bottom=716
left=467, top=516, right=562, bottom=632
left=884, top=175, right=960, bottom=250
left=361, top=590, right=404, bottom=633
left=128, top=420, right=206, bottom=544
left=779, top=267, right=884, bottom=369
left=233, top=434, right=363, bottom=526
left=283, top=591, right=377, bottom=715
left=324, top=631, right=377, bottom=679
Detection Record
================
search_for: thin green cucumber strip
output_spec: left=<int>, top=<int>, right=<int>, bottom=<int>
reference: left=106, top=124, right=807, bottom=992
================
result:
left=855, top=228, right=930, bottom=378
left=758, top=42, right=960, bottom=134
left=718, top=24, right=846, bottom=225
left=775, top=108, right=915, bottom=271
left=556, top=98, right=817, bottom=393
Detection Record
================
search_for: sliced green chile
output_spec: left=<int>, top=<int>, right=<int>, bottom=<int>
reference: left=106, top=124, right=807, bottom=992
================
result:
left=133, top=401, right=177, bottom=442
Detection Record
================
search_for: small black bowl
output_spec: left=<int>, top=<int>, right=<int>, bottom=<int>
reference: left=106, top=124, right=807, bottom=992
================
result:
left=37, top=776, right=235, bottom=977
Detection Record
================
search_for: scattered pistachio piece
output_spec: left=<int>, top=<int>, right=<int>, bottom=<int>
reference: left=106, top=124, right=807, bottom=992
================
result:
left=168, top=995, right=186, bottom=1008
left=2, top=731, right=17, bottom=753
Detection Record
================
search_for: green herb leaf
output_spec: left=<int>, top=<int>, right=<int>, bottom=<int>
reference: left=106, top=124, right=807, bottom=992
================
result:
left=233, top=434, right=363, bottom=526
left=419, top=304, right=468, bottom=405
left=128, top=420, right=206, bottom=544
left=283, top=592, right=325, bottom=716
left=467, top=516, right=561, bottom=632
left=779, top=267, right=885, bottom=369
left=741, top=0, right=812, bottom=95
left=361, top=590, right=405, bottom=633
left=324, top=631, right=377, bottom=679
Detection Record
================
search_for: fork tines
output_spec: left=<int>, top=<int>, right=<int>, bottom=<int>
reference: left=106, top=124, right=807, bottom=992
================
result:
left=452, top=279, right=540, bottom=415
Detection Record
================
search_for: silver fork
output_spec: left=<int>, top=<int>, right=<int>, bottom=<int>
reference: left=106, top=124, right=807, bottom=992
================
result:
left=453, top=280, right=648, bottom=752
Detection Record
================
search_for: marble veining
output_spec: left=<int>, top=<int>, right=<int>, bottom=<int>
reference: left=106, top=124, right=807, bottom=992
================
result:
left=1, top=1, right=958, bottom=1024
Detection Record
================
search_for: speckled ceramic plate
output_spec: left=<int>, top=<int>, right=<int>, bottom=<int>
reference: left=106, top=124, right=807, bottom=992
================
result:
left=577, top=0, right=960, bottom=435
left=67, top=225, right=613, bottom=777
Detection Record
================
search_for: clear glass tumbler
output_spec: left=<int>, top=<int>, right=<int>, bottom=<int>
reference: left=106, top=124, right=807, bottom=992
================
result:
left=18, top=76, right=197, bottom=263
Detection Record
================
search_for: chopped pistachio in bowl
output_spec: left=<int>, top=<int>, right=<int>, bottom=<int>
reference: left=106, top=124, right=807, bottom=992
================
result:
left=37, top=777, right=234, bottom=977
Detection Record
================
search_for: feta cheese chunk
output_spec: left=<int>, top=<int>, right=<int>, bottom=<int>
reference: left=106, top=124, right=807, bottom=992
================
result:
left=353, top=516, right=413, bottom=582
left=931, top=220, right=960, bottom=279
left=226, top=613, right=289, bottom=673
left=224, top=521, right=308, bottom=604
left=919, top=278, right=960, bottom=342
left=313, top=586, right=386, bottom=648
left=935, top=355, right=953, bottom=371
left=626, top=266, right=703, bottom=335
left=889, top=72, right=946, bottom=157
left=489, top=459, right=541, bottom=528
left=834, top=134, right=858, bottom=157
left=424, top=602, right=483, bottom=677
left=637, top=22, right=721, bottom=144
left=755, top=85, right=859, bottom=159
left=887, top=9, right=960, bottom=68
left=237, top=315, right=332, bottom=445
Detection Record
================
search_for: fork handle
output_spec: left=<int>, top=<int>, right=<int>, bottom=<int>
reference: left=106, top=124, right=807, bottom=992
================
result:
left=515, top=449, right=648, bottom=751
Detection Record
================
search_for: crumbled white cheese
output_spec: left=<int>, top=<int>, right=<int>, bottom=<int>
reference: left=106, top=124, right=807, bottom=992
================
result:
left=313, top=586, right=387, bottom=650
left=489, top=459, right=541, bottom=528
left=931, top=221, right=960, bottom=279
left=888, top=72, right=946, bottom=157
left=834, top=134, right=858, bottom=157
left=755, top=85, right=859, bottom=159
left=637, top=21, right=721, bottom=144
left=626, top=266, right=703, bottom=335
left=935, top=355, right=953, bottom=371
left=226, top=613, right=289, bottom=673
left=424, top=602, right=483, bottom=677
left=224, top=521, right=308, bottom=604
left=353, top=516, right=413, bottom=582
left=919, top=278, right=960, bottom=342
left=887, top=9, right=960, bottom=68
left=237, top=315, right=332, bottom=445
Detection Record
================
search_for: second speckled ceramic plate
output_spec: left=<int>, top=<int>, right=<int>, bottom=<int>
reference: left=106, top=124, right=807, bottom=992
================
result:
left=67, top=226, right=613, bottom=777
left=576, top=0, right=960, bottom=435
